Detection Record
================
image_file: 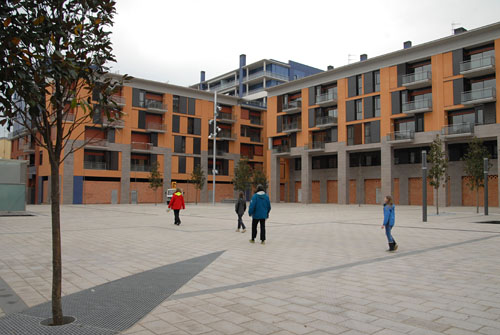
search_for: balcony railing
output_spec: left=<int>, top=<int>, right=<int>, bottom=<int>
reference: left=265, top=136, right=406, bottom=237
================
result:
left=282, top=100, right=302, bottom=113
left=316, top=115, right=338, bottom=127
left=218, top=112, right=237, bottom=122
left=316, top=89, right=338, bottom=104
left=131, top=142, right=153, bottom=151
left=208, top=80, right=236, bottom=92
left=461, top=87, right=496, bottom=105
left=103, top=118, right=125, bottom=128
left=249, top=117, right=262, bottom=125
left=241, top=100, right=267, bottom=109
left=22, top=143, right=35, bottom=152
left=273, top=145, right=290, bottom=154
left=387, top=130, right=414, bottom=142
left=282, top=121, right=301, bottom=132
left=84, top=161, right=107, bottom=170
left=244, top=70, right=289, bottom=83
left=208, top=149, right=228, bottom=156
left=131, top=164, right=151, bottom=172
left=145, top=99, right=167, bottom=112
left=402, top=97, right=432, bottom=114
left=109, top=95, right=126, bottom=106
left=401, top=70, right=432, bottom=87
left=242, top=135, right=262, bottom=143
left=85, top=138, right=108, bottom=147
left=442, top=123, right=474, bottom=136
left=217, top=131, right=237, bottom=140
left=146, top=122, right=166, bottom=132
left=460, top=56, right=495, bottom=73
left=308, top=141, right=326, bottom=150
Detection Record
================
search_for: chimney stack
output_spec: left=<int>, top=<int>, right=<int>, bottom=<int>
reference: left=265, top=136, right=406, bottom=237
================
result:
left=360, top=54, right=368, bottom=61
left=403, top=41, right=412, bottom=49
left=327, top=65, right=334, bottom=70
left=454, top=27, right=467, bottom=35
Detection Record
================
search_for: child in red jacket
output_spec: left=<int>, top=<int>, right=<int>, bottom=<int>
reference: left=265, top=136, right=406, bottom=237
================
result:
left=168, top=188, right=185, bottom=225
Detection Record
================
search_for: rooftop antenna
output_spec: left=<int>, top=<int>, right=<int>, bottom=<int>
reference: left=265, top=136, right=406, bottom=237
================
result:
left=348, top=54, right=357, bottom=64
left=451, top=22, right=461, bottom=34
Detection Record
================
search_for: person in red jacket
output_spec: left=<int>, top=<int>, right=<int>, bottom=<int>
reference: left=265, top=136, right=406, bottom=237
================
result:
left=168, top=188, right=185, bottom=225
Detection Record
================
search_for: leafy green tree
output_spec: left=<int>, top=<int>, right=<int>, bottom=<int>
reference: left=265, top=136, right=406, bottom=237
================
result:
left=427, top=135, right=448, bottom=215
left=0, top=0, right=125, bottom=325
left=463, top=137, right=492, bottom=213
left=232, top=157, right=252, bottom=193
left=190, top=163, right=205, bottom=204
left=149, top=162, right=163, bottom=205
left=252, top=168, right=269, bottom=192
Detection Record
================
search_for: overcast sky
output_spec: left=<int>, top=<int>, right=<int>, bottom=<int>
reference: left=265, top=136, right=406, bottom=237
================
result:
left=109, top=0, right=500, bottom=86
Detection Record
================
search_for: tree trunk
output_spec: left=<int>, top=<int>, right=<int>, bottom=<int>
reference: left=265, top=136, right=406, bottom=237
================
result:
left=476, top=189, right=479, bottom=214
left=154, top=188, right=157, bottom=206
left=436, top=187, right=439, bottom=215
left=50, top=161, right=63, bottom=325
left=196, top=188, right=198, bottom=205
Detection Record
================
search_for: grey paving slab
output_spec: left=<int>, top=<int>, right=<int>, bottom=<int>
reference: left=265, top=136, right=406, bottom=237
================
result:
left=0, top=276, right=27, bottom=314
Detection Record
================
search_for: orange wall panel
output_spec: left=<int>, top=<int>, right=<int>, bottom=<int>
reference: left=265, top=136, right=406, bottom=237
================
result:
left=312, top=181, right=320, bottom=203
left=327, top=180, right=338, bottom=203
left=207, top=183, right=235, bottom=202
left=130, top=182, right=163, bottom=204
left=83, top=181, right=121, bottom=204
left=364, top=179, right=381, bottom=204
left=337, top=78, right=347, bottom=142
left=462, top=175, right=498, bottom=207
left=393, top=178, right=400, bottom=205
left=408, top=177, right=433, bottom=206
left=295, top=181, right=301, bottom=203
left=349, top=180, right=356, bottom=204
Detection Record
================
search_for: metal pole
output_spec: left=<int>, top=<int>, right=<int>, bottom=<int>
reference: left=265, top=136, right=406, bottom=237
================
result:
left=212, top=92, right=217, bottom=206
left=422, top=151, right=427, bottom=222
left=484, top=157, right=489, bottom=216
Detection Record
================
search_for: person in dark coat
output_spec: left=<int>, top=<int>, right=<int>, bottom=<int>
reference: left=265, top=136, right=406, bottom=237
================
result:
left=381, top=195, right=398, bottom=251
left=168, top=188, right=185, bottom=225
left=248, top=184, right=271, bottom=244
left=235, top=191, right=246, bottom=233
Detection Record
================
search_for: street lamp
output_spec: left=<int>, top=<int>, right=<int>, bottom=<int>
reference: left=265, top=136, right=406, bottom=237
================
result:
left=484, top=157, right=489, bottom=216
left=209, top=92, right=222, bottom=205
left=422, top=150, right=427, bottom=222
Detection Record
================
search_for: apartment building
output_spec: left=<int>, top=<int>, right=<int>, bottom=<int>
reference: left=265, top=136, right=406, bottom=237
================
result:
left=9, top=76, right=268, bottom=204
left=191, top=55, right=323, bottom=108
left=266, top=22, right=500, bottom=207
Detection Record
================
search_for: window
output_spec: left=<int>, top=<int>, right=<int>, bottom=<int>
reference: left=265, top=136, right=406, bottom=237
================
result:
left=178, top=156, right=186, bottom=174
left=295, top=158, right=301, bottom=171
left=312, top=155, right=337, bottom=169
left=365, top=123, right=371, bottom=143
left=193, top=138, right=201, bottom=154
left=172, top=115, right=180, bottom=133
left=349, top=151, right=381, bottom=167
left=448, top=110, right=475, bottom=126
left=356, top=75, right=362, bottom=95
left=173, top=95, right=179, bottom=114
left=394, top=147, right=430, bottom=164
left=374, top=96, right=381, bottom=117
left=187, top=118, right=195, bottom=135
left=174, top=136, right=185, bottom=153
left=355, top=99, right=363, bottom=120
left=193, top=157, right=201, bottom=169
left=374, top=71, right=380, bottom=92
left=448, top=140, right=497, bottom=161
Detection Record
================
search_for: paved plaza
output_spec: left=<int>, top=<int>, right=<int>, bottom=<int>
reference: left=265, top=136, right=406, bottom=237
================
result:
left=0, top=203, right=500, bottom=334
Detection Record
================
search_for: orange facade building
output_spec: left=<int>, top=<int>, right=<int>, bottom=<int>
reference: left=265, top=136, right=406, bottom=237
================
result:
left=266, top=23, right=500, bottom=207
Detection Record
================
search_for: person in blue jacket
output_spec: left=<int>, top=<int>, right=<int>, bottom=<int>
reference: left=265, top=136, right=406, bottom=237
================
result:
left=248, top=184, right=271, bottom=244
left=381, top=195, right=398, bottom=251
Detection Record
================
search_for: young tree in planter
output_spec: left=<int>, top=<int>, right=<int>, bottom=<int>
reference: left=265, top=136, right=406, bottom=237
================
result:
left=190, top=164, right=205, bottom=204
left=0, top=0, right=127, bottom=325
left=427, top=135, right=448, bottom=215
left=232, top=157, right=252, bottom=194
left=252, top=168, right=269, bottom=192
left=463, top=137, right=492, bottom=213
left=149, top=162, right=163, bottom=205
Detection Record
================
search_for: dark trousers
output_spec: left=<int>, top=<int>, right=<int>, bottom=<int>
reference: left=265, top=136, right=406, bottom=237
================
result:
left=251, top=218, right=266, bottom=241
left=237, top=214, right=246, bottom=229
left=173, top=209, right=181, bottom=225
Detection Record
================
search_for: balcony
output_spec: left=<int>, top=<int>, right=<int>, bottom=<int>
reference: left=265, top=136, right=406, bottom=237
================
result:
left=216, top=130, right=237, bottom=141
left=273, top=145, right=290, bottom=155
left=387, top=130, right=414, bottom=143
left=243, top=70, right=289, bottom=83
left=401, top=70, right=432, bottom=89
left=316, top=89, right=338, bottom=107
left=461, top=87, right=496, bottom=105
left=442, top=123, right=474, bottom=139
left=208, top=80, right=236, bottom=92
left=103, top=118, right=125, bottom=128
left=241, top=100, right=267, bottom=110
left=402, top=97, right=432, bottom=115
left=131, top=164, right=151, bottom=172
left=217, top=112, right=237, bottom=123
left=145, top=99, right=167, bottom=114
left=22, top=142, right=35, bottom=153
left=460, top=56, right=495, bottom=78
left=131, top=142, right=153, bottom=152
left=84, top=161, right=107, bottom=170
left=282, top=100, right=302, bottom=114
left=208, top=149, right=228, bottom=157
left=282, top=120, right=301, bottom=133
left=307, top=141, right=325, bottom=151
left=315, top=115, right=338, bottom=128
left=85, top=138, right=108, bottom=149
left=146, top=122, right=166, bottom=133
left=107, top=95, right=126, bottom=107
left=242, top=135, right=262, bottom=143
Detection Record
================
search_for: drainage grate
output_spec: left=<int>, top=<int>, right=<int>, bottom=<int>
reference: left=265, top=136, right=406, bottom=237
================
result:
left=0, top=251, right=224, bottom=334
left=475, top=220, right=500, bottom=224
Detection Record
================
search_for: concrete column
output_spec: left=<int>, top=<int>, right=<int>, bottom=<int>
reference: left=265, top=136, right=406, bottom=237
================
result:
left=497, top=135, right=500, bottom=207
left=162, top=149, right=172, bottom=203
left=337, top=148, right=349, bottom=204
left=356, top=170, right=364, bottom=205
left=437, top=140, right=447, bottom=208
left=381, top=140, right=393, bottom=199
left=399, top=176, right=409, bottom=205
left=120, top=148, right=130, bottom=204
left=270, top=155, right=281, bottom=203
left=301, top=151, right=312, bottom=204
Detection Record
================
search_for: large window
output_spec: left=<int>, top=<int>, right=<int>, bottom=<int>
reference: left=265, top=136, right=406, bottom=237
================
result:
left=178, top=156, right=186, bottom=174
left=448, top=140, right=497, bottom=161
left=349, top=151, right=381, bottom=167
left=448, top=110, right=476, bottom=126
left=356, top=75, right=363, bottom=95
left=312, top=155, right=337, bottom=169
left=355, top=99, right=362, bottom=120
left=174, top=136, right=185, bottom=153
left=374, top=71, right=380, bottom=92
left=374, top=96, right=381, bottom=117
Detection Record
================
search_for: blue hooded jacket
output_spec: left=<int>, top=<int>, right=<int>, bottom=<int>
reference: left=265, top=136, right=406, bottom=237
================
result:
left=383, top=204, right=395, bottom=227
left=248, top=191, right=271, bottom=219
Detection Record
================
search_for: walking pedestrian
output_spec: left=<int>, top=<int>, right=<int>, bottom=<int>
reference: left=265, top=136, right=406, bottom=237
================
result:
left=381, top=195, right=398, bottom=251
left=168, top=188, right=185, bottom=225
left=235, top=191, right=247, bottom=233
left=248, top=184, right=271, bottom=244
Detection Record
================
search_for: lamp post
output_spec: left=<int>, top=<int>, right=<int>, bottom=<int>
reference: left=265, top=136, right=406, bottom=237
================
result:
left=212, top=92, right=217, bottom=206
left=484, top=157, right=489, bottom=216
left=422, top=150, right=427, bottom=222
